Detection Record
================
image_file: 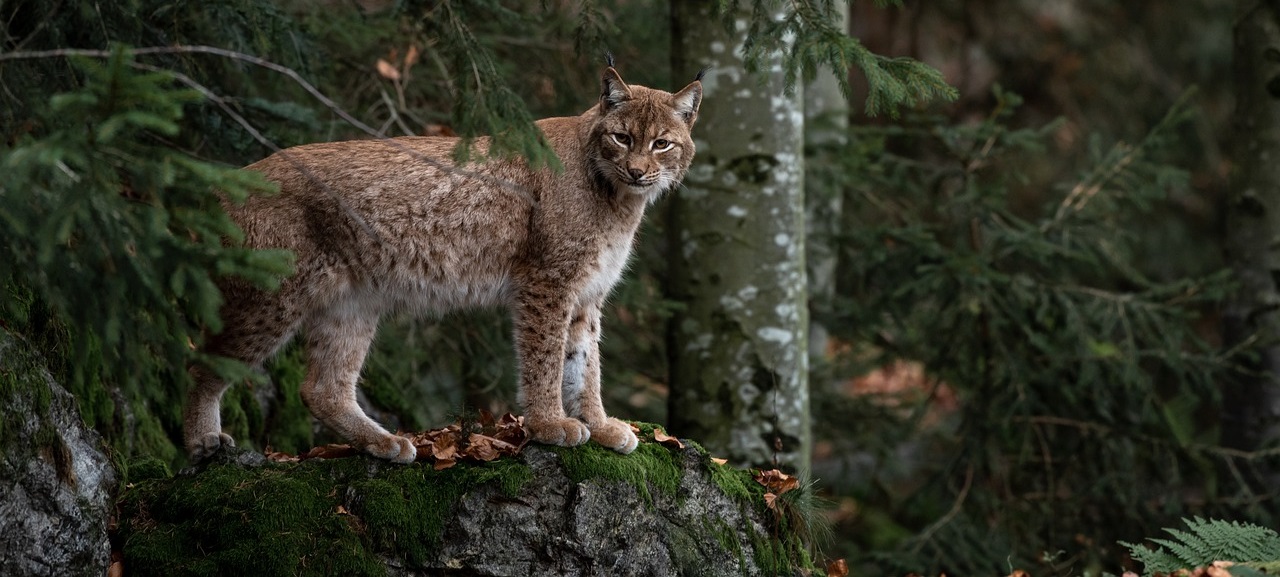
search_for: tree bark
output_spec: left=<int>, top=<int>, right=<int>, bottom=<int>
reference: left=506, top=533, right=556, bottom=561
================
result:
left=1223, top=1, right=1280, bottom=449
left=668, top=1, right=811, bottom=473
left=804, top=1, right=850, bottom=391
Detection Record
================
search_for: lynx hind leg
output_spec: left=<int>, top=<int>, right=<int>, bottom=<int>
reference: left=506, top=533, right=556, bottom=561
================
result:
left=185, top=295, right=301, bottom=463
left=184, top=365, right=237, bottom=463
left=301, top=307, right=415, bottom=464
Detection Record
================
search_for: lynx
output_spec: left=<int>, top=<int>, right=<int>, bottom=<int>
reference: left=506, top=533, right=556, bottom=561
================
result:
left=183, top=66, right=702, bottom=463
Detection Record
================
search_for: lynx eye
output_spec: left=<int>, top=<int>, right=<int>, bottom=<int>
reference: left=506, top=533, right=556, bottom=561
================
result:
left=610, top=133, right=633, bottom=148
left=652, top=139, right=674, bottom=153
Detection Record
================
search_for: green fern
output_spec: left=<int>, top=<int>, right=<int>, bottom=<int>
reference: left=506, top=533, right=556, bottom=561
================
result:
left=1121, top=517, right=1280, bottom=576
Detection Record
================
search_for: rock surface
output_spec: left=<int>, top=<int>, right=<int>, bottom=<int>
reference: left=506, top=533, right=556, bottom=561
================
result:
left=118, top=437, right=812, bottom=577
left=0, top=330, right=118, bottom=577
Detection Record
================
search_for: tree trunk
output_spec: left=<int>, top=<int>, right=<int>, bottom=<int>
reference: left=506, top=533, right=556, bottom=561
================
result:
left=804, top=2, right=850, bottom=392
left=668, top=1, right=811, bottom=473
left=1223, top=1, right=1280, bottom=450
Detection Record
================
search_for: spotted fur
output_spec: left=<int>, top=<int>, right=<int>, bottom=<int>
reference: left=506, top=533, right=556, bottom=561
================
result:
left=183, top=67, right=702, bottom=463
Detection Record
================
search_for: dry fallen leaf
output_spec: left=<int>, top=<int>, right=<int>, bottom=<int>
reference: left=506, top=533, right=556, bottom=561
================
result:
left=303, top=444, right=360, bottom=460
left=376, top=58, right=400, bottom=80
left=826, top=558, right=848, bottom=577
left=711, top=457, right=729, bottom=466
left=335, top=505, right=350, bottom=516
left=753, top=469, right=800, bottom=496
left=653, top=428, right=684, bottom=449
left=264, top=446, right=300, bottom=463
left=404, top=44, right=420, bottom=68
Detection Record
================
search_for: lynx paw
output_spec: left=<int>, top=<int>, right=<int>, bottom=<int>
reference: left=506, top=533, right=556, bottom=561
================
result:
left=188, top=432, right=235, bottom=463
left=364, top=434, right=417, bottom=464
left=527, top=416, right=591, bottom=447
left=589, top=418, right=639, bottom=454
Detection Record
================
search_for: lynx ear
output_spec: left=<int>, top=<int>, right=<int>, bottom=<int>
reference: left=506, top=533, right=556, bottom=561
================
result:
left=600, top=67, right=632, bottom=113
left=672, top=81, right=702, bottom=126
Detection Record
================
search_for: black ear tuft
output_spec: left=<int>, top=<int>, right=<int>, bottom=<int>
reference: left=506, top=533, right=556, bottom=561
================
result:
left=601, top=67, right=633, bottom=112
left=695, top=66, right=710, bottom=82
left=604, top=50, right=615, bottom=68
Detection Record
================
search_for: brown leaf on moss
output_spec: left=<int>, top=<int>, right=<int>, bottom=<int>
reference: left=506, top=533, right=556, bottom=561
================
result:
left=629, top=423, right=641, bottom=434
left=711, top=457, right=729, bottom=466
left=653, top=428, right=684, bottom=449
left=491, top=414, right=529, bottom=449
left=763, top=492, right=778, bottom=511
left=264, top=447, right=300, bottom=463
left=826, top=558, right=848, bottom=577
left=465, top=433, right=519, bottom=462
left=303, top=444, right=360, bottom=460
left=433, top=458, right=456, bottom=471
left=426, top=429, right=459, bottom=462
left=753, top=469, right=800, bottom=496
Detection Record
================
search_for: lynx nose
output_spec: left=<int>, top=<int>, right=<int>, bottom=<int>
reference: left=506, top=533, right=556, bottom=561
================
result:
left=627, top=168, right=644, bottom=181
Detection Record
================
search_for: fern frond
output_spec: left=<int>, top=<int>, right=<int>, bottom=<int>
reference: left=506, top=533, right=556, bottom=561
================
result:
left=1122, top=517, right=1280, bottom=576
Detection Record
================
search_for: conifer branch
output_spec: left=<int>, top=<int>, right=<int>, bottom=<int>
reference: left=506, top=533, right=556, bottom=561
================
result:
left=131, top=61, right=383, bottom=243
left=0, top=45, right=538, bottom=206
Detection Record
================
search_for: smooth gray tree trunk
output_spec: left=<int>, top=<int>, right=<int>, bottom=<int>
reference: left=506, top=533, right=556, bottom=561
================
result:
left=668, top=1, right=811, bottom=473
left=1223, top=1, right=1280, bottom=449
left=804, top=2, right=850, bottom=390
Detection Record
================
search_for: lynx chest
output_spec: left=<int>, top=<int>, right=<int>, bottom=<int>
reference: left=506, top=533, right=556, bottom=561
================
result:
left=579, top=238, right=633, bottom=306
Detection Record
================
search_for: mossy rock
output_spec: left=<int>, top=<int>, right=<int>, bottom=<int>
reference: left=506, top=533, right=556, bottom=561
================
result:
left=115, top=440, right=815, bottom=576
left=0, top=328, right=117, bottom=577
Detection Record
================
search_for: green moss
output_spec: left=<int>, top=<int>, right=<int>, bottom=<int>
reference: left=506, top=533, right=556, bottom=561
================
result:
left=0, top=329, right=58, bottom=457
left=122, top=460, right=384, bottom=577
left=353, top=458, right=533, bottom=566
left=220, top=382, right=263, bottom=450
left=263, top=342, right=313, bottom=454
left=124, top=456, right=172, bottom=483
left=749, top=526, right=815, bottom=577
left=708, top=518, right=747, bottom=567
left=550, top=438, right=683, bottom=505
left=132, top=406, right=181, bottom=466
left=117, top=454, right=534, bottom=576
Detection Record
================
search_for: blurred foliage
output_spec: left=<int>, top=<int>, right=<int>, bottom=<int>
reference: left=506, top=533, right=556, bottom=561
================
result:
left=0, top=48, right=294, bottom=462
left=730, top=0, right=957, bottom=115
left=809, top=88, right=1280, bottom=575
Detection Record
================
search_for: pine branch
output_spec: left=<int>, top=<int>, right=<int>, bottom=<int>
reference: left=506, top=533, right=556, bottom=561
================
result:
left=0, top=45, right=538, bottom=205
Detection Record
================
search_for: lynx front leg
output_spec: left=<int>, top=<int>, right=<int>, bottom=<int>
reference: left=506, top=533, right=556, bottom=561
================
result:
left=563, top=302, right=638, bottom=454
left=301, top=306, right=416, bottom=464
left=515, top=291, right=591, bottom=447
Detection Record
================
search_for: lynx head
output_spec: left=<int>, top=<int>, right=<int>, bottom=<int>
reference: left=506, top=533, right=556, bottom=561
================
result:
left=588, top=67, right=702, bottom=200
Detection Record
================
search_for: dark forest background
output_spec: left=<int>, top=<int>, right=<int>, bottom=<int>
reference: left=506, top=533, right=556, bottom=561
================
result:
left=3, top=1, right=1275, bottom=575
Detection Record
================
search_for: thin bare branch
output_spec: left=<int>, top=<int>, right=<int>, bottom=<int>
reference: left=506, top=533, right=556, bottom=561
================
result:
left=0, top=45, right=538, bottom=206
left=133, top=62, right=383, bottom=243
